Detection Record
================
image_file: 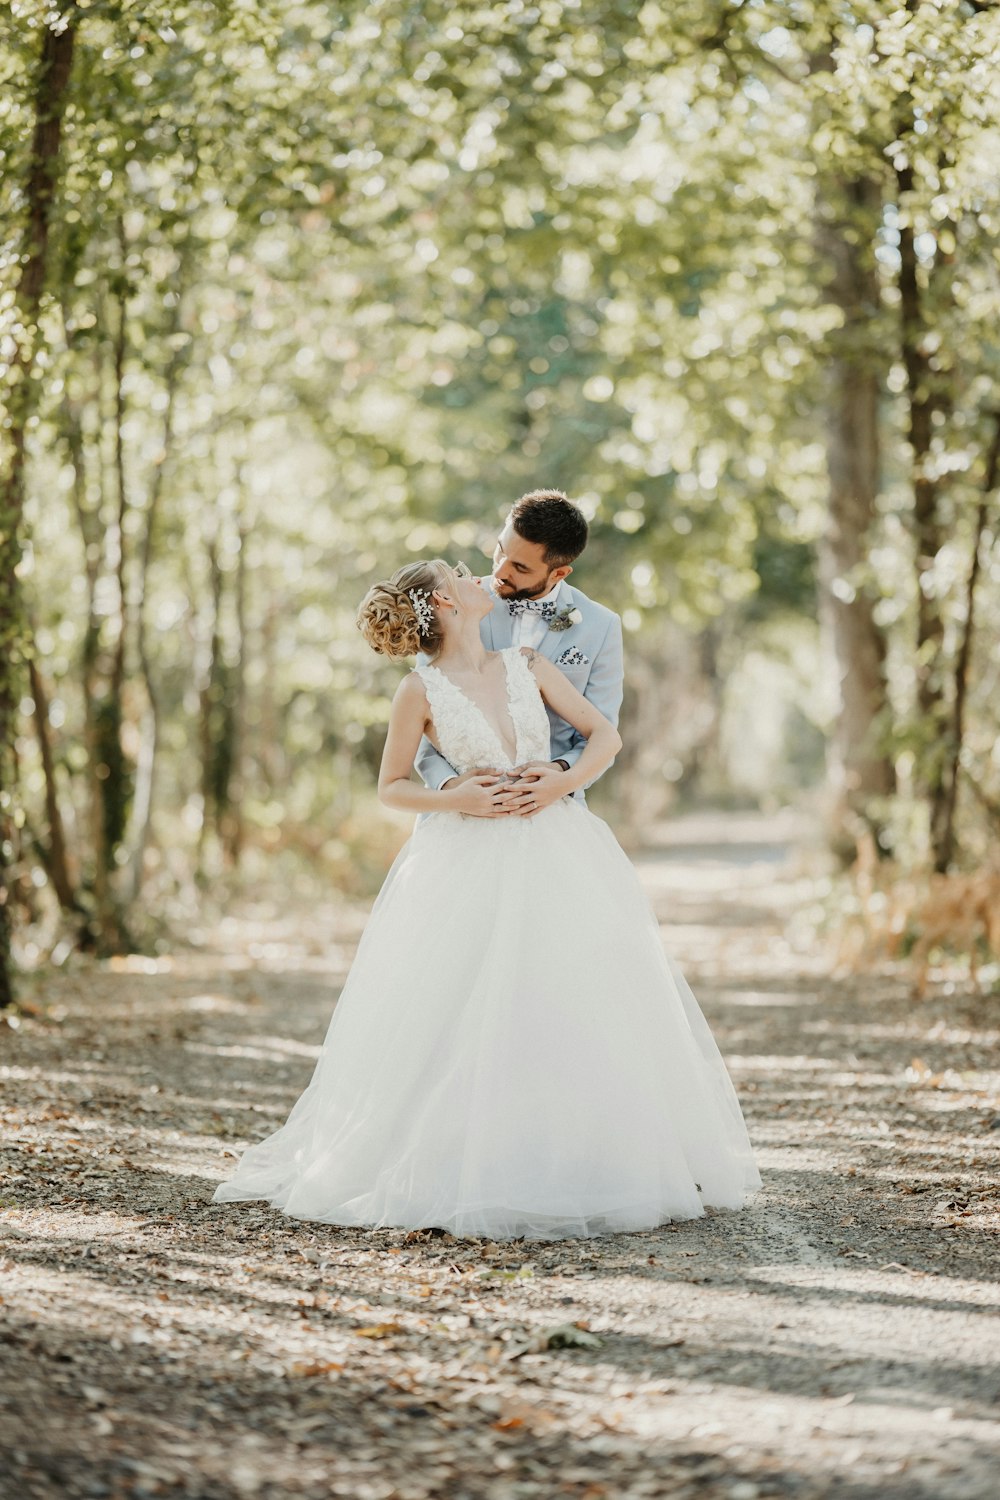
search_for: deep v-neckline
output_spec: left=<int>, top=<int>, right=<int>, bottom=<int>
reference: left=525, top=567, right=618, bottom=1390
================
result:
left=424, top=649, right=521, bottom=766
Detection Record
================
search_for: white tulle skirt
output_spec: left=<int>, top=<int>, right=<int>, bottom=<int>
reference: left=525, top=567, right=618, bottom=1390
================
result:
left=212, top=801, right=762, bottom=1239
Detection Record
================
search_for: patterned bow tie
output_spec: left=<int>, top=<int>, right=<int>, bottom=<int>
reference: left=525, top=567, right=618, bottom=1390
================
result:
left=507, top=597, right=558, bottom=620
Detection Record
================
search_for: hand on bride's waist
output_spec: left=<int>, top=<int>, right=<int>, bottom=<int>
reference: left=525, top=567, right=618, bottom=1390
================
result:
left=441, top=763, right=569, bottom=818
left=501, top=761, right=572, bottom=819
left=441, top=769, right=519, bottom=818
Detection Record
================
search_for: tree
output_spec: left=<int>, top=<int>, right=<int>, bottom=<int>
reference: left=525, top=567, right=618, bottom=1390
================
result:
left=0, top=3, right=77, bottom=1004
left=3, top=0, right=1000, bottom=1001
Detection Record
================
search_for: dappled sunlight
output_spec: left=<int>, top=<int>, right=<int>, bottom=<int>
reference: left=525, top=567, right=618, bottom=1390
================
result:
left=738, top=1054, right=877, bottom=1073
left=5, top=1199, right=996, bottom=1500
left=184, top=1038, right=323, bottom=1064
left=3, top=0, right=1000, bottom=1486
left=182, top=992, right=256, bottom=1015
left=4, top=813, right=998, bottom=1499
left=724, top=989, right=821, bottom=1008
left=4, top=1203, right=996, bottom=1499
left=745, top=1261, right=1000, bottom=1317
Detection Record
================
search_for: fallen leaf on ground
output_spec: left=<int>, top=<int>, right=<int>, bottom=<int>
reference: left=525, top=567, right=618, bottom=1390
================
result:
left=506, top=1322, right=605, bottom=1360
left=287, top=1359, right=344, bottom=1377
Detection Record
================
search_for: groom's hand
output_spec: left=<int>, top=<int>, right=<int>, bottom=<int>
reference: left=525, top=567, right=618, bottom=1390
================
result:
left=442, top=767, right=523, bottom=816
left=505, top=761, right=569, bottom=818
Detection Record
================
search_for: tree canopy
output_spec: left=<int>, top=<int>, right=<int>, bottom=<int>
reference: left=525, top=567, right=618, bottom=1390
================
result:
left=2, top=0, right=1000, bottom=989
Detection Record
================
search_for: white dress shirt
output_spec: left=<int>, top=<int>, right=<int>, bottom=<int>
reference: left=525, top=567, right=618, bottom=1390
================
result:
left=510, top=579, right=564, bottom=650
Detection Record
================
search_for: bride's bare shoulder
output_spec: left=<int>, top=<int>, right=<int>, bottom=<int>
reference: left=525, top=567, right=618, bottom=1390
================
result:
left=397, top=671, right=430, bottom=704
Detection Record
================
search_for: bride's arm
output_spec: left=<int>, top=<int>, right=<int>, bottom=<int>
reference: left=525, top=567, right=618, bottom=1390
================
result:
left=378, top=676, right=509, bottom=816
left=523, top=652, right=622, bottom=797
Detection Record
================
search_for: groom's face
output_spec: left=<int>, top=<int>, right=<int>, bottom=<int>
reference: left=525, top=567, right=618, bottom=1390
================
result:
left=492, top=522, right=570, bottom=601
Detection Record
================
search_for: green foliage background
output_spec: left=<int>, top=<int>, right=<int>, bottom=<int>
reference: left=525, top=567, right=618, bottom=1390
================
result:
left=2, top=0, right=1000, bottom=951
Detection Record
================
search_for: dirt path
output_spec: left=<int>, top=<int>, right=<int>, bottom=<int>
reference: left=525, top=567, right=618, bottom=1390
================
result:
left=2, top=811, right=998, bottom=1500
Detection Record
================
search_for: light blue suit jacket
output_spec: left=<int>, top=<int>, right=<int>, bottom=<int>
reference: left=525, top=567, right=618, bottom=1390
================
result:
left=415, top=579, right=624, bottom=799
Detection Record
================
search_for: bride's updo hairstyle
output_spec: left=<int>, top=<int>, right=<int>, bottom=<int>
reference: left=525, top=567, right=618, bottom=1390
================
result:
left=356, top=559, right=449, bottom=660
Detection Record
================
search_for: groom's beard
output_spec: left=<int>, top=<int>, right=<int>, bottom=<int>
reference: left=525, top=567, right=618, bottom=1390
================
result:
left=492, top=576, right=556, bottom=602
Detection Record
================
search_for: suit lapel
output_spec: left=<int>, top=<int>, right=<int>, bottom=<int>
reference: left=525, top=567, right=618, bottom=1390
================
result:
left=537, top=582, right=582, bottom=663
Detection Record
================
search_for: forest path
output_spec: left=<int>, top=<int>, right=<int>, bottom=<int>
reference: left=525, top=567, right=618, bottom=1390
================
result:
left=2, top=810, right=998, bottom=1500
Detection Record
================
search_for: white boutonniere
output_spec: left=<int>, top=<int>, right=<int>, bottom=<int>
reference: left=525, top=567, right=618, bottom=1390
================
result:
left=549, top=604, right=583, bottom=634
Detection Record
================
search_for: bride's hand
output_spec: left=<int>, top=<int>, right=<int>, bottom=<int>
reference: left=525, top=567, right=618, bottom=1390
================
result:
left=505, top=762, right=569, bottom=818
left=445, top=773, right=515, bottom=817
left=441, top=767, right=501, bottom=791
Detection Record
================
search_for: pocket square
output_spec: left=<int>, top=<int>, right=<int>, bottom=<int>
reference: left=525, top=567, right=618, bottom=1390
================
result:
left=557, top=648, right=589, bottom=667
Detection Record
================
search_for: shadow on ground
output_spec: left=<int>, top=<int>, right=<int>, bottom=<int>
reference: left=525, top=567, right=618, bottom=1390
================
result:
left=2, top=811, right=998, bottom=1499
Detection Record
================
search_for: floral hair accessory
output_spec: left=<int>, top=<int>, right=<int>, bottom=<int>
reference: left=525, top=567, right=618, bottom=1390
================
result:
left=408, top=588, right=435, bottom=636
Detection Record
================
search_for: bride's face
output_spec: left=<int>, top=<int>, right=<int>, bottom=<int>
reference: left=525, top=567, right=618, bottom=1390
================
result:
left=436, top=562, right=492, bottom=623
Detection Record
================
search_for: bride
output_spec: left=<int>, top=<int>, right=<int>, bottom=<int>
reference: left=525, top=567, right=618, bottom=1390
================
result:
left=212, top=558, right=762, bottom=1238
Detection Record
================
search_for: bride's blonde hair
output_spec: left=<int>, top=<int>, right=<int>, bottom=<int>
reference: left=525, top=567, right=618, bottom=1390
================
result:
left=356, top=559, right=449, bottom=660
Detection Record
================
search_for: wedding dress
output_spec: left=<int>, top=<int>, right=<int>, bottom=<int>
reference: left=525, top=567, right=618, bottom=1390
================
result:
left=213, top=646, right=761, bottom=1238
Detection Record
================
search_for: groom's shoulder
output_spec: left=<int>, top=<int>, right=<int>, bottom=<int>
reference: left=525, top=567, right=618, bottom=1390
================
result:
left=567, top=584, right=621, bottom=634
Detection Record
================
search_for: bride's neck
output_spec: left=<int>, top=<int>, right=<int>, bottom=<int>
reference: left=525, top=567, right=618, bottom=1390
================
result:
left=433, top=619, right=488, bottom=672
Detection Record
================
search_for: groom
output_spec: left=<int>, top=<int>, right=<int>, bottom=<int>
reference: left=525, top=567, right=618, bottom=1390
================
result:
left=416, top=489, right=624, bottom=816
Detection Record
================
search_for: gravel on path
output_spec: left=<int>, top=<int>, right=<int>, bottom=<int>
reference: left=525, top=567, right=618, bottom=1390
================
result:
left=1, top=809, right=998, bottom=1500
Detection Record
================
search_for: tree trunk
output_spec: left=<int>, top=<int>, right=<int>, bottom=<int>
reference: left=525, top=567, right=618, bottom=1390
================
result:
left=124, top=349, right=182, bottom=903
left=74, top=289, right=134, bottom=952
left=258, top=596, right=283, bottom=795
left=62, top=361, right=115, bottom=938
left=0, top=13, right=77, bottom=1006
left=99, top=278, right=132, bottom=937
left=896, top=159, right=954, bottom=869
left=196, top=535, right=225, bottom=875
left=221, top=505, right=250, bottom=866
left=936, top=414, right=1000, bottom=872
left=815, top=175, right=895, bottom=858
left=27, top=657, right=79, bottom=915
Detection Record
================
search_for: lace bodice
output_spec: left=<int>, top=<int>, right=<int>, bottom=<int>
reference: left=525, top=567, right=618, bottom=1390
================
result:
left=414, top=647, right=551, bottom=774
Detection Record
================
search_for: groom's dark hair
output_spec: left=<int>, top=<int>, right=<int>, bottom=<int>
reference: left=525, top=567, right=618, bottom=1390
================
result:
left=509, top=489, right=588, bottom=567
